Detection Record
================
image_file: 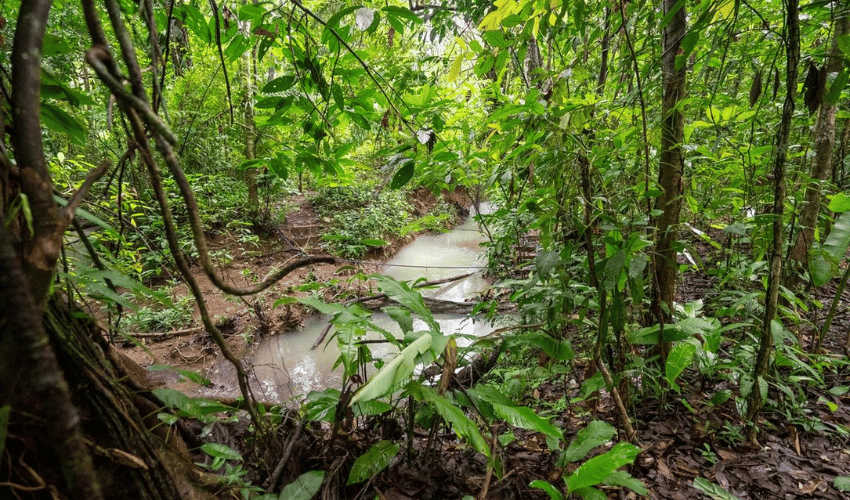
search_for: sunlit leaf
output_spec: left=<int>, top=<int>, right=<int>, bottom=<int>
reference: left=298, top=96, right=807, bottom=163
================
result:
left=493, top=404, right=562, bottom=442
left=350, top=334, right=432, bottom=404
left=566, top=441, right=640, bottom=492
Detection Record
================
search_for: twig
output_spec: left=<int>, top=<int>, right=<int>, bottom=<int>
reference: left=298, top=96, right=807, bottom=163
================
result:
left=266, top=419, right=306, bottom=491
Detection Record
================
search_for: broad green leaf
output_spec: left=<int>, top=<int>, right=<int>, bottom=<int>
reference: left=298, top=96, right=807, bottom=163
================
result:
left=200, top=442, right=242, bottom=461
left=297, top=297, right=347, bottom=316
left=566, top=441, right=641, bottom=492
left=304, top=389, right=340, bottom=423
left=390, top=160, right=415, bottom=189
left=448, top=53, right=464, bottom=82
left=665, top=342, right=696, bottom=389
left=835, top=476, right=850, bottom=492
left=43, top=33, right=72, bottom=56
left=326, top=5, right=359, bottom=29
left=279, top=470, right=325, bottom=500
left=693, top=477, right=742, bottom=499
left=178, top=4, right=212, bottom=44
left=826, top=68, right=850, bottom=105
left=482, top=30, right=510, bottom=48
left=350, top=334, right=432, bottom=404
left=372, top=275, right=439, bottom=331
left=408, top=383, right=490, bottom=457
left=810, top=253, right=835, bottom=287
left=828, top=192, right=850, bottom=213
left=529, top=480, right=564, bottom=500
left=811, top=211, right=850, bottom=285
left=492, top=404, right=563, bottom=442
left=573, top=486, right=606, bottom=500
left=352, top=400, right=393, bottom=417
left=603, top=470, right=648, bottom=496
left=382, top=6, right=422, bottom=24
left=41, top=103, right=86, bottom=145
left=602, top=249, right=627, bottom=292
left=384, top=306, right=413, bottom=333
left=347, top=441, right=400, bottom=485
left=263, top=75, right=296, bottom=93
left=823, top=211, right=850, bottom=262
left=562, top=421, right=615, bottom=463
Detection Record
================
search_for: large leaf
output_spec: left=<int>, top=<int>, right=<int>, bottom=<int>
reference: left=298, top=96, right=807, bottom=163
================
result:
left=562, top=421, right=615, bottom=463
left=566, top=441, right=641, bottom=492
left=350, top=333, right=432, bottom=404
left=390, top=159, right=415, bottom=189
left=811, top=211, right=850, bottom=286
left=529, top=480, right=564, bottom=500
left=493, top=404, right=562, bottom=442
left=665, top=342, right=696, bottom=390
left=200, top=443, right=241, bottom=461
left=603, top=470, right=648, bottom=496
left=693, top=477, right=742, bottom=499
left=347, top=440, right=400, bottom=485
left=573, top=486, right=607, bottom=500
left=408, top=383, right=490, bottom=457
left=41, top=103, right=86, bottom=145
left=279, top=470, right=325, bottom=500
left=372, top=275, right=440, bottom=331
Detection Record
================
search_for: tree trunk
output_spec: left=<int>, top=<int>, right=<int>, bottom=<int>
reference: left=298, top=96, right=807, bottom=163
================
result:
left=789, top=0, right=849, bottom=265
left=650, top=0, right=687, bottom=343
left=2, top=295, right=223, bottom=499
left=244, top=30, right=259, bottom=216
left=746, top=0, right=799, bottom=442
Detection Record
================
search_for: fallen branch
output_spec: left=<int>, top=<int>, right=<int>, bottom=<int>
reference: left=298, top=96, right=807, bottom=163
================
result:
left=123, top=326, right=204, bottom=338
left=311, top=272, right=475, bottom=349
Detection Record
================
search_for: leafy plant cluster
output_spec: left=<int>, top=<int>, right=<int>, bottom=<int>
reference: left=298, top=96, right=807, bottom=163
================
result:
left=310, top=183, right=455, bottom=258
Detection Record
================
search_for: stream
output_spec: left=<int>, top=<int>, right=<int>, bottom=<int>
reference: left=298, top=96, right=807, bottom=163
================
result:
left=249, top=205, right=494, bottom=403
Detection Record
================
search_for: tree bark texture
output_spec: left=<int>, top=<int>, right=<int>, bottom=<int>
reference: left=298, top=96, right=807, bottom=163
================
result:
left=651, top=0, right=687, bottom=328
left=789, top=0, right=849, bottom=264
left=244, top=30, right=259, bottom=215
left=11, top=0, right=64, bottom=306
left=747, top=0, right=799, bottom=436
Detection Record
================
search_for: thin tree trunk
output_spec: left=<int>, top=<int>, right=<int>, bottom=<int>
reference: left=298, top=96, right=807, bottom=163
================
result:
left=789, top=0, right=849, bottom=264
left=746, top=0, right=799, bottom=442
left=651, top=0, right=687, bottom=353
left=244, top=27, right=259, bottom=216
left=597, top=7, right=611, bottom=95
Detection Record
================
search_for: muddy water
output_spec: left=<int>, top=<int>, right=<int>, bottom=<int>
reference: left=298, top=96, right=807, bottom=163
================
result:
left=249, top=205, right=493, bottom=403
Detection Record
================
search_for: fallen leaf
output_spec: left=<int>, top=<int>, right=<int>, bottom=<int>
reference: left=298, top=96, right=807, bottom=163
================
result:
left=799, top=478, right=823, bottom=494
left=658, top=458, right=674, bottom=480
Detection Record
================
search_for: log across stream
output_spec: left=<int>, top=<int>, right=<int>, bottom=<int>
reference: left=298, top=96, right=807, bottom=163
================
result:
left=249, top=204, right=497, bottom=402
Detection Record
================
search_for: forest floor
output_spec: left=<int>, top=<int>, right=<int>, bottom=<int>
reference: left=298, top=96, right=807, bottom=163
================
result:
left=114, top=193, right=850, bottom=500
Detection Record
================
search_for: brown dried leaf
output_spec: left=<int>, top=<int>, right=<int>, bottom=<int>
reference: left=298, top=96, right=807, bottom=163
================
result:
left=799, top=478, right=823, bottom=494
left=773, top=68, right=780, bottom=99
left=804, top=63, right=826, bottom=114
left=658, top=458, right=674, bottom=480
left=749, top=70, right=763, bottom=107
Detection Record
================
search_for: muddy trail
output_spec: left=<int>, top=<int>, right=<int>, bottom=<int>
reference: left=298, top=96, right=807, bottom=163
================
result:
left=114, top=192, right=850, bottom=500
